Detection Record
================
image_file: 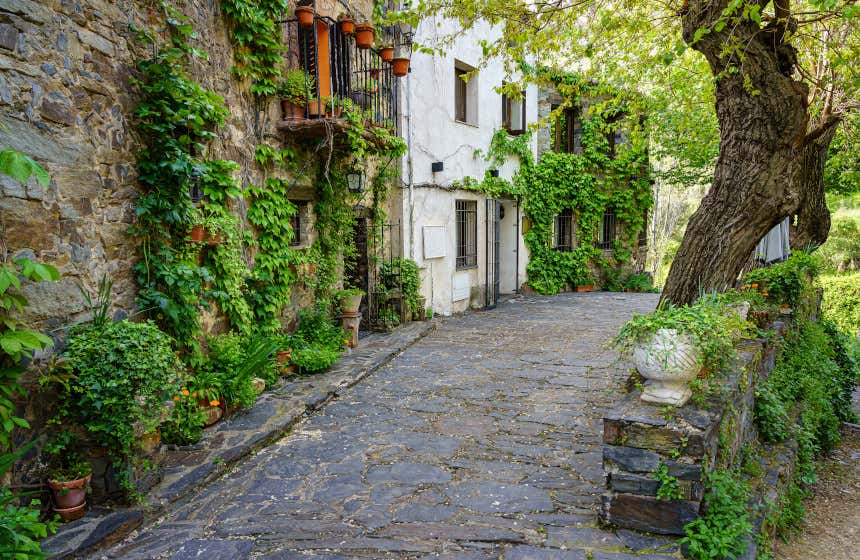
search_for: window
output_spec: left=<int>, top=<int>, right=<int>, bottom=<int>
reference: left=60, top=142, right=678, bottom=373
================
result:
left=454, top=61, right=478, bottom=125
left=502, top=88, right=526, bottom=135
left=553, top=208, right=574, bottom=252
left=552, top=106, right=582, bottom=153
left=598, top=206, right=617, bottom=250
left=289, top=201, right=304, bottom=246
left=456, top=200, right=478, bottom=269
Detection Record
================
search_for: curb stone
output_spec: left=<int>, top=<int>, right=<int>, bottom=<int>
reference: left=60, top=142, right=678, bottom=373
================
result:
left=41, top=321, right=436, bottom=559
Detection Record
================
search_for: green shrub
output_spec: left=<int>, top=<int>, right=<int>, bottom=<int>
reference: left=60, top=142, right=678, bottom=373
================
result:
left=820, top=272, right=860, bottom=335
left=62, top=320, right=182, bottom=476
left=754, top=320, right=858, bottom=483
left=681, top=469, right=752, bottom=560
left=744, top=251, right=819, bottom=308
left=289, top=305, right=345, bottom=372
left=161, top=392, right=206, bottom=446
left=202, top=331, right=277, bottom=410
left=817, top=218, right=860, bottom=271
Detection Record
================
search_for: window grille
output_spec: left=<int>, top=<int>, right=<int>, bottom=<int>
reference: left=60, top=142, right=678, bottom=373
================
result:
left=598, top=207, right=617, bottom=250
left=456, top=200, right=478, bottom=269
left=553, top=208, right=574, bottom=252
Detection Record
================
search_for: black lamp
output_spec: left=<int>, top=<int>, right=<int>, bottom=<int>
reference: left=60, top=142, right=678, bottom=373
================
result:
left=347, top=168, right=365, bottom=193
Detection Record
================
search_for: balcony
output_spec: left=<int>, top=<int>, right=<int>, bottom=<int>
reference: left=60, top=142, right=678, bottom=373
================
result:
left=277, top=5, right=408, bottom=145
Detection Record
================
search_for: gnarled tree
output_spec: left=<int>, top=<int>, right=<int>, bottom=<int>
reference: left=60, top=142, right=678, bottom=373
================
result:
left=394, top=0, right=858, bottom=304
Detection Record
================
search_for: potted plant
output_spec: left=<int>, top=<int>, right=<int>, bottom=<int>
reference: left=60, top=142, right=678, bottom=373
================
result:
left=338, top=288, right=365, bottom=314
left=44, top=432, right=92, bottom=522
left=613, top=300, right=751, bottom=406
left=378, top=42, right=394, bottom=62
left=280, top=70, right=314, bottom=120
left=338, top=13, right=355, bottom=35
left=391, top=56, right=410, bottom=77
left=189, top=370, right=224, bottom=427
left=574, top=275, right=595, bottom=292
left=307, top=97, right=328, bottom=118
left=57, top=318, right=183, bottom=499
left=295, top=4, right=314, bottom=28
left=354, top=21, right=375, bottom=49
left=189, top=223, right=206, bottom=243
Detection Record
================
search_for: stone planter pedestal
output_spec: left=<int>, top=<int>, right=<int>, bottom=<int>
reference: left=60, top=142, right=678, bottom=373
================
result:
left=339, top=312, right=361, bottom=349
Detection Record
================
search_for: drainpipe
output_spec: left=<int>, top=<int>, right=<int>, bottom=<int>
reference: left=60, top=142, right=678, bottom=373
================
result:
left=406, top=70, right=415, bottom=260
left=515, top=198, right=520, bottom=294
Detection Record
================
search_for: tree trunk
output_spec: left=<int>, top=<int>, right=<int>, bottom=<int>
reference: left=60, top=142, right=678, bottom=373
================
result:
left=661, top=3, right=809, bottom=305
left=790, top=123, right=838, bottom=250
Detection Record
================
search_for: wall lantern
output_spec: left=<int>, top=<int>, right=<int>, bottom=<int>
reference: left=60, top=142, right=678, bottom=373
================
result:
left=189, top=173, right=203, bottom=203
left=488, top=169, right=499, bottom=178
left=347, top=168, right=365, bottom=193
left=431, top=161, right=443, bottom=173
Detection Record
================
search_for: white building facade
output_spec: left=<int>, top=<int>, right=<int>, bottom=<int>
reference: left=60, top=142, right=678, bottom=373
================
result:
left=396, top=18, right=538, bottom=316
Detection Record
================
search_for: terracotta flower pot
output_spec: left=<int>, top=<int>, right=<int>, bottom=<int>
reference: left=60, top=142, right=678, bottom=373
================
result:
left=574, top=284, right=594, bottom=292
left=391, top=57, right=410, bottom=77
left=205, top=231, right=223, bottom=246
left=49, top=473, right=92, bottom=510
left=338, top=16, right=355, bottom=35
left=276, top=350, right=292, bottom=365
left=307, top=99, right=327, bottom=118
left=54, top=502, right=87, bottom=522
left=354, top=23, right=375, bottom=49
left=189, top=225, right=205, bottom=243
left=295, top=6, right=314, bottom=28
left=379, top=46, right=394, bottom=62
left=281, top=99, right=306, bottom=121
left=281, top=364, right=297, bottom=376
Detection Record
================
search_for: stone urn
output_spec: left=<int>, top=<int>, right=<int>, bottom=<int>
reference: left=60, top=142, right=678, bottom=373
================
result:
left=339, top=292, right=363, bottom=314
left=632, top=328, right=700, bottom=406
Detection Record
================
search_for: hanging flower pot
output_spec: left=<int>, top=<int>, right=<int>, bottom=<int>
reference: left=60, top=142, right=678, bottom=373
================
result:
left=354, top=22, right=375, bottom=49
left=391, top=57, right=410, bottom=77
left=307, top=98, right=327, bottom=119
left=379, top=46, right=394, bottom=62
left=295, top=6, right=314, bottom=28
left=338, top=14, right=355, bottom=35
left=189, top=225, right=205, bottom=243
left=281, top=99, right=306, bottom=121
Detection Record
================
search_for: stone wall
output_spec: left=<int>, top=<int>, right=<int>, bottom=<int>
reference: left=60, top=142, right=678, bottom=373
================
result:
left=599, top=321, right=788, bottom=535
left=1, top=0, right=380, bottom=498
left=0, top=0, right=378, bottom=338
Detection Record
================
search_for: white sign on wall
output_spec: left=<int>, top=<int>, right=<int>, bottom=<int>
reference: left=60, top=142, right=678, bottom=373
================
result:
left=452, top=272, right=471, bottom=302
left=422, top=226, right=446, bottom=259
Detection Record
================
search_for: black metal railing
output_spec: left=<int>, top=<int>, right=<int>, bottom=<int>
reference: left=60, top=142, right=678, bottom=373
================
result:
left=281, top=7, right=398, bottom=130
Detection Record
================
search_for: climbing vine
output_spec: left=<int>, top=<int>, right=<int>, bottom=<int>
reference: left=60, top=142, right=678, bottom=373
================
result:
left=463, top=72, right=652, bottom=294
left=132, top=6, right=249, bottom=353
left=220, top=0, right=287, bottom=96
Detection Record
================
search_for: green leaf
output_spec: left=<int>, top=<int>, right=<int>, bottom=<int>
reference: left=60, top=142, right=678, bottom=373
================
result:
left=0, top=149, right=50, bottom=187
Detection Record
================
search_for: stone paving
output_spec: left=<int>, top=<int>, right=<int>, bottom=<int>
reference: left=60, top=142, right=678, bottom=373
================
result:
left=95, top=292, right=680, bottom=560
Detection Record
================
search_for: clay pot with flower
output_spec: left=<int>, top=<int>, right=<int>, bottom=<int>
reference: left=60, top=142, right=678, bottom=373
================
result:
left=44, top=432, right=92, bottom=522
left=189, top=372, right=224, bottom=427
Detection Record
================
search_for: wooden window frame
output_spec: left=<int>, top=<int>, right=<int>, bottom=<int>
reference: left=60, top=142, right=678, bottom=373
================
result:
left=502, top=88, right=527, bottom=135
left=456, top=199, right=478, bottom=269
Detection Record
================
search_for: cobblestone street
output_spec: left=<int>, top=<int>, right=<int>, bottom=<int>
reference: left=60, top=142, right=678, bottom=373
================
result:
left=98, top=293, right=679, bottom=560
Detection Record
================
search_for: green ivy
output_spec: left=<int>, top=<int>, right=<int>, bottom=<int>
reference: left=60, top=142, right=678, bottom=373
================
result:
left=132, top=10, right=247, bottom=354
left=220, top=0, right=287, bottom=96
left=681, top=469, right=753, bottom=560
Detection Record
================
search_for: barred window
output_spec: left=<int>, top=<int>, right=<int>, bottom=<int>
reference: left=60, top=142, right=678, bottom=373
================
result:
left=289, top=201, right=304, bottom=246
left=553, top=208, right=574, bottom=252
left=598, top=206, right=617, bottom=250
left=456, top=200, right=478, bottom=269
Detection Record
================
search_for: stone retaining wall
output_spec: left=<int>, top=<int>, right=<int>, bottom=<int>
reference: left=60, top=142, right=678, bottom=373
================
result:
left=600, top=321, right=788, bottom=535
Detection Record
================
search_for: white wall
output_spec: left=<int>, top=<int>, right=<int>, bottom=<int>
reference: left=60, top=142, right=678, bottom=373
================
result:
left=398, top=17, right=536, bottom=315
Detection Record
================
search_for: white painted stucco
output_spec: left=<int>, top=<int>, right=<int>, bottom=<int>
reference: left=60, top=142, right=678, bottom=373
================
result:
left=397, top=17, right=536, bottom=315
